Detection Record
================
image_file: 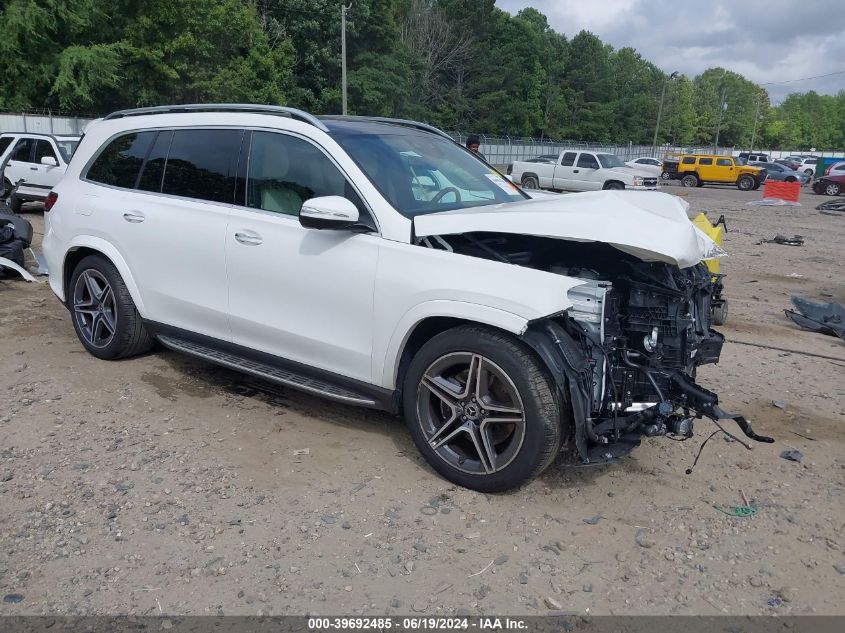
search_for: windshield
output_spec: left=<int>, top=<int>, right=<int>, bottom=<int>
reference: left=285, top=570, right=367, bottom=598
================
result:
left=55, top=140, right=79, bottom=162
left=597, top=153, right=624, bottom=168
left=331, top=126, right=527, bottom=217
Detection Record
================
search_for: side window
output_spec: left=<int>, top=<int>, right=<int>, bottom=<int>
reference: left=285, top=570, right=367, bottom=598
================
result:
left=86, top=132, right=156, bottom=189
left=716, top=158, right=732, bottom=166
left=10, top=139, right=34, bottom=162
left=137, top=131, right=172, bottom=192
left=246, top=131, right=366, bottom=218
left=698, top=158, right=713, bottom=165
left=560, top=152, right=577, bottom=167
left=681, top=156, right=696, bottom=165
left=576, top=153, right=599, bottom=169
left=0, top=137, right=13, bottom=155
left=34, top=140, right=58, bottom=164
left=161, top=129, right=243, bottom=203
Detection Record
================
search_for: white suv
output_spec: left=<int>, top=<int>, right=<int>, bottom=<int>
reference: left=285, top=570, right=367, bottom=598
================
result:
left=0, top=132, right=80, bottom=209
left=42, top=104, right=770, bottom=491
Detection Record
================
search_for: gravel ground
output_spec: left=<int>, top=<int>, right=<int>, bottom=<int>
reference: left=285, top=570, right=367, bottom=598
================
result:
left=1, top=186, right=843, bottom=617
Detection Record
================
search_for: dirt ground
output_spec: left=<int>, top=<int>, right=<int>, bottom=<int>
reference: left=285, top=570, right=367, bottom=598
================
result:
left=1, top=185, right=843, bottom=617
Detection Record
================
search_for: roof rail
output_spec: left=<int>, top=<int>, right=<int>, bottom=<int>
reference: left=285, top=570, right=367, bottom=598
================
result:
left=102, top=104, right=329, bottom=132
left=319, top=115, right=453, bottom=140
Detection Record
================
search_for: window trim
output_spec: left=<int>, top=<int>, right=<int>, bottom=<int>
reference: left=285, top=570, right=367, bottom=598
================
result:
left=235, top=127, right=380, bottom=234
left=79, top=125, right=380, bottom=234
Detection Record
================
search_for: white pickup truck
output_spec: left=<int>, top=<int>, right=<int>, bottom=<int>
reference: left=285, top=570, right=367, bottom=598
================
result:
left=510, top=150, right=659, bottom=192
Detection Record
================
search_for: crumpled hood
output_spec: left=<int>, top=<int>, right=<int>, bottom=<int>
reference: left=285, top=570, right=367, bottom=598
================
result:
left=413, top=190, right=722, bottom=268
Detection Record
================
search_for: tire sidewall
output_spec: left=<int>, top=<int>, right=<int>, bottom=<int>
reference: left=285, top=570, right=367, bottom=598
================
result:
left=826, top=183, right=841, bottom=196
left=402, top=328, right=561, bottom=492
left=737, top=176, right=753, bottom=191
left=522, top=176, right=538, bottom=189
left=68, top=255, right=138, bottom=360
left=682, top=174, right=697, bottom=187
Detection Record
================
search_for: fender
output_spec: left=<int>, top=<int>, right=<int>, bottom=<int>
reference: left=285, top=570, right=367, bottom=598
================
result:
left=58, top=235, right=146, bottom=315
left=378, top=300, right=531, bottom=389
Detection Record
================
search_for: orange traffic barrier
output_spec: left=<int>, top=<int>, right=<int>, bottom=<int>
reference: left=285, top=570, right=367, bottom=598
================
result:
left=763, top=180, right=800, bottom=202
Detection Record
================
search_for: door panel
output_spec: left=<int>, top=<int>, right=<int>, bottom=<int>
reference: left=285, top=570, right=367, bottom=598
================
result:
left=34, top=140, right=64, bottom=188
left=573, top=153, right=602, bottom=190
left=552, top=151, right=578, bottom=189
left=5, top=138, right=35, bottom=186
left=226, top=130, right=378, bottom=383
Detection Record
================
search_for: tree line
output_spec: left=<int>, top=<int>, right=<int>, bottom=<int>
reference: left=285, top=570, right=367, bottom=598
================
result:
left=1, top=0, right=843, bottom=149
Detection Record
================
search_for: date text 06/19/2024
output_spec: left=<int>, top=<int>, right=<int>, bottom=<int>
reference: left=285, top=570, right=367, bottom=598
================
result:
left=307, top=617, right=529, bottom=630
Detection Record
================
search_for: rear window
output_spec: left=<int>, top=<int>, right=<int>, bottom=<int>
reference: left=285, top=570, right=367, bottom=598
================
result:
left=716, top=158, right=732, bottom=166
left=560, top=152, right=577, bottom=167
left=86, top=132, right=156, bottom=188
left=160, top=129, right=243, bottom=203
left=698, top=158, right=713, bottom=165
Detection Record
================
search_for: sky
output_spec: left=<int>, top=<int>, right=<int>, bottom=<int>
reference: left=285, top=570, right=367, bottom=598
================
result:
left=497, top=0, right=845, bottom=103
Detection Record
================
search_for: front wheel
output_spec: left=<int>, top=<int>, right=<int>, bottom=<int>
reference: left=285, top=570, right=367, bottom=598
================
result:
left=604, top=181, right=624, bottom=190
left=68, top=255, right=154, bottom=360
left=737, top=175, right=755, bottom=191
left=403, top=326, right=564, bottom=492
left=521, top=175, right=539, bottom=189
left=825, top=182, right=841, bottom=196
left=661, top=170, right=672, bottom=180
left=804, top=169, right=814, bottom=178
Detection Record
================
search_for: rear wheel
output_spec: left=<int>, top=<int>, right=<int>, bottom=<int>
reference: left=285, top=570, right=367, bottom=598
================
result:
left=711, top=301, right=728, bottom=326
left=403, top=326, right=564, bottom=492
left=521, top=175, right=539, bottom=189
left=69, top=255, right=154, bottom=360
left=825, top=182, right=841, bottom=196
left=804, top=169, right=813, bottom=178
left=681, top=174, right=698, bottom=188
left=737, top=175, right=754, bottom=191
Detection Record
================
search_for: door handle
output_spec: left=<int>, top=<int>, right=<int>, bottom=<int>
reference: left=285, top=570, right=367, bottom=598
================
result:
left=573, top=169, right=580, bottom=173
left=234, top=230, right=263, bottom=246
left=29, top=166, right=39, bottom=171
left=123, top=211, right=145, bottom=223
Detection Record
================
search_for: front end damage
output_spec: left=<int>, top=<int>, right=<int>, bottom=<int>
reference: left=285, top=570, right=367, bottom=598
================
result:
left=418, top=232, right=773, bottom=462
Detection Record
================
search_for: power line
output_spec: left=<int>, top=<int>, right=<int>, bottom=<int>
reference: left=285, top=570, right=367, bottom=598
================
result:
left=760, top=69, right=845, bottom=86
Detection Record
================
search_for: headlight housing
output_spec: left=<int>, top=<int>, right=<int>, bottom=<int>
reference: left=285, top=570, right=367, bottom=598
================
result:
left=631, top=176, right=644, bottom=187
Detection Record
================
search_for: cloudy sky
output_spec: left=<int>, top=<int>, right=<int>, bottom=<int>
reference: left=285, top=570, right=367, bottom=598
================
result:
left=497, top=0, right=845, bottom=103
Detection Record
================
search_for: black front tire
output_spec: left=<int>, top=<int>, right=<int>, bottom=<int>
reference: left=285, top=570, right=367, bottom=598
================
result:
left=737, top=175, right=754, bottom=191
left=68, top=255, right=154, bottom=360
left=604, top=181, right=624, bottom=190
left=403, top=325, right=564, bottom=492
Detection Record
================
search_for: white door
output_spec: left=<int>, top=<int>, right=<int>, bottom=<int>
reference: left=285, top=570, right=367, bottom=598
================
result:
left=85, top=128, right=241, bottom=342
left=572, top=153, right=603, bottom=190
left=33, top=140, right=65, bottom=187
left=4, top=138, right=36, bottom=188
left=552, top=151, right=578, bottom=190
left=226, top=130, right=379, bottom=383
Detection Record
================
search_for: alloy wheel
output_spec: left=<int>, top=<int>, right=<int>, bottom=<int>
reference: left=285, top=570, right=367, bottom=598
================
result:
left=72, top=269, right=117, bottom=348
left=416, top=352, right=526, bottom=475
left=826, top=183, right=841, bottom=196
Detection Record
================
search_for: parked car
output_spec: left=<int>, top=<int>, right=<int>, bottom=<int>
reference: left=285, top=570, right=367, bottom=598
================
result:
left=775, top=157, right=801, bottom=170
left=43, top=104, right=759, bottom=492
left=813, top=173, right=845, bottom=196
left=794, top=157, right=819, bottom=177
left=736, top=152, right=770, bottom=164
left=751, top=161, right=810, bottom=185
left=510, top=150, right=658, bottom=192
left=677, top=154, right=766, bottom=190
left=624, top=156, right=662, bottom=176
left=824, top=161, right=845, bottom=176
left=1, top=133, right=80, bottom=210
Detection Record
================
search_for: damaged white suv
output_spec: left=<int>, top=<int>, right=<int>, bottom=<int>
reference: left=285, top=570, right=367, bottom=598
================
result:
left=43, top=105, right=771, bottom=492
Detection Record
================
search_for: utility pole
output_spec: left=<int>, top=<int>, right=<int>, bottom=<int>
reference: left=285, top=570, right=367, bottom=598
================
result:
left=713, top=69, right=728, bottom=151
left=341, top=2, right=352, bottom=115
left=652, top=71, right=678, bottom=151
left=749, top=91, right=762, bottom=152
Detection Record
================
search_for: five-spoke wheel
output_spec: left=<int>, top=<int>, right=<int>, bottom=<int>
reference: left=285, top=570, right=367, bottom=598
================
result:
left=73, top=269, right=117, bottom=349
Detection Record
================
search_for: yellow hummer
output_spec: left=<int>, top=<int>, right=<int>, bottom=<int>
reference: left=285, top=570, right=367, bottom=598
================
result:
left=676, top=154, right=766, bottom=191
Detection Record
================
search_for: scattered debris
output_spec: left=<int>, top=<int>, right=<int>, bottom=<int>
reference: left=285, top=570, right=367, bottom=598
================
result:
left=293, top=448, right=310, bottom=456
left=747, top=198, right=801, bottom=207
left=3, top=594, right=24, bottom=604
left=582, top=514, right=604, bottom=525
left=771, top=400, right=788, bottom=409
left=714, top=505, right=757, bottom=518
left=816, top=199, right=845, bottom=212
left=543, top=596, right=563, bottom=610
left=784, top=296, right=845, bottom=341
left=779, top=449, right=803, bottom=463
left=757, top=234, right=804, bottom=246
left=467, top=559, right=495, bottom=578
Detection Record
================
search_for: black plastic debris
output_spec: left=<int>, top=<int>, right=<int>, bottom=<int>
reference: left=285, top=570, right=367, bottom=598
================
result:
left=758, top=234, right=804, bottom=246
left=784, top=295, right=845, bottom=341
left=816, top=199, right=845, bottom=212
left=779, top=449, right=803, bottom=463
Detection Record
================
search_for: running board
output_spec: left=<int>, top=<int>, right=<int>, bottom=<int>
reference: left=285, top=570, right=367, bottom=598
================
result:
left=157, top=335, right=378, bottom=407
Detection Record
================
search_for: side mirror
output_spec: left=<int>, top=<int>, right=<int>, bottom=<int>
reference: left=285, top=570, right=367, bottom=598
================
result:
left=299, top=196, right=360, bottom=230
left=41, top=156, right=58, bottom=167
